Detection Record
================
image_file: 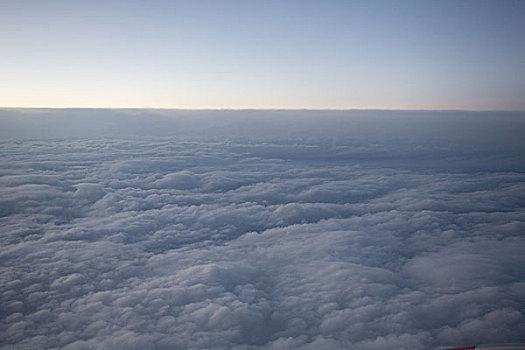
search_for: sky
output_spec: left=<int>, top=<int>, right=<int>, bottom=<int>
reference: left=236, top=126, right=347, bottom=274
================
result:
left=1, top=0, right=525, bottom=110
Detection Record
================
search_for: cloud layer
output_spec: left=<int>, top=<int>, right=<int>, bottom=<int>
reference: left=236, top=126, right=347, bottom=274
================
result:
left=1, top=110, right=524, bottom=349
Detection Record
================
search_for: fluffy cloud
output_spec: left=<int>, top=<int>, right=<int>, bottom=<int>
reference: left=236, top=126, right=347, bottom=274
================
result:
left=1, top=110, right=524, bottom=349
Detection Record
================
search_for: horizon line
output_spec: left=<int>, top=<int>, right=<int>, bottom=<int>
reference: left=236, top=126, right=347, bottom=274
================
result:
left=2, top=106, right=525, bottom=113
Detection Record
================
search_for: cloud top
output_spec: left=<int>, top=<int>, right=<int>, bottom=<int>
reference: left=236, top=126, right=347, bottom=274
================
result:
left=1, top=110, right=524, bottom=349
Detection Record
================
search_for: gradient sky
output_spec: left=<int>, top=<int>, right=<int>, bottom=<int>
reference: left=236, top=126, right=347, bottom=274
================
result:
left=1, top=0, right=524, bottom=110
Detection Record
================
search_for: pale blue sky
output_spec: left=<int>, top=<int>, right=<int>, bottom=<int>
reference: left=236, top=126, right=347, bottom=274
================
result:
left=1, top=0, right=524, bottom=109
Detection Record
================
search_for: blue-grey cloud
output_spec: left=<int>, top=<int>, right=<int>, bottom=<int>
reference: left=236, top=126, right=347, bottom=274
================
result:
left=1, top=110, right=524, bottom=349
